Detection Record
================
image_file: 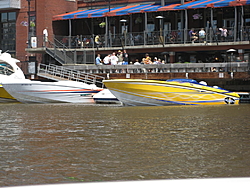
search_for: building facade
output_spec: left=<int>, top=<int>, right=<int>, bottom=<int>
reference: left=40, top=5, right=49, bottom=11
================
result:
left=0, top=0, right=249, bottom=70
left=51, top=0, right=250, bottom=64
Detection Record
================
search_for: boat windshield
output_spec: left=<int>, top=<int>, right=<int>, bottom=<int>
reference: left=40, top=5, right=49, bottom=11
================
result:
left=167, top=79, right=199, bottom=84
left=0, top=63, right=14, bottom=76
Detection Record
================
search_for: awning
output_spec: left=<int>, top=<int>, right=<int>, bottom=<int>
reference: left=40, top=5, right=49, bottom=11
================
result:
left=53, top=10, right=83, bottom=20
left=53, top=0, right=250, bottom=21
left=53, top=7, right=121, bottom=20
left=157, top=3, right=182, bottom=11
left=174, top=0, right=250, bottom=10
left=53, top=4, right=162, bottom=20
left=157, top=1, right=197, bottom=11
left=106, top=4, right=161, bottom=17
left=76, top=7, right=121, bottom=18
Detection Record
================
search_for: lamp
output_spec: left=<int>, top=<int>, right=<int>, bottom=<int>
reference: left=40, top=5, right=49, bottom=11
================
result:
left=156, top=15, right=164, bottom=46
left=226, top=49, right=236, bottom=73
left=227, top=49, right=236, bottom=53
left=120, top=19, right=127, bottom=47
left=120, top=19, right=127, bottom=31
left=156, top=16, right=164, bottom=19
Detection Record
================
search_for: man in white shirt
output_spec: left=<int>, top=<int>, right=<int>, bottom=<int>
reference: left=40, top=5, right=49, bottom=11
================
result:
left=103, top=54, right=111, bottom=65
left=110, top=52, right=118, bottom=65
left=219, top=27, right=227, bottom=41
left=199, top=28, right=206, bottom=42
left=43, top=27, right=48, bottom=46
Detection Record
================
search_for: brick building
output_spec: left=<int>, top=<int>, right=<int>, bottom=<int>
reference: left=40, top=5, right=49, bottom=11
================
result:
left=0, top=0, right=77, bottom=62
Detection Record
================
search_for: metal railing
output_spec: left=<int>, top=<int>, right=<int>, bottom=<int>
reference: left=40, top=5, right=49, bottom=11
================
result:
left=57, top=62, right=249, bottom=74
left=37, top=63, right=105, bottom=87
left=52, top=26, right=250, bottom=49
left=46, top=38, right=76, bottom=65
left=33, top=36, right=96, bottom=65
left=32, top=26, right=250, bottom=50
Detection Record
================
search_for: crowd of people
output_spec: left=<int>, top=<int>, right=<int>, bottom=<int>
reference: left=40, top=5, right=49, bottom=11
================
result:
left=189, top=27, right=229, bottom=43
left=95, top=49, right=129, bottom=65
left=96, top=51, right=166, bottom=66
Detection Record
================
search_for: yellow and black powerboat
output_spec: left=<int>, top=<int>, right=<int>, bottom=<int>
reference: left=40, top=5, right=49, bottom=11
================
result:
left=103, top=79, right=240, bottom=106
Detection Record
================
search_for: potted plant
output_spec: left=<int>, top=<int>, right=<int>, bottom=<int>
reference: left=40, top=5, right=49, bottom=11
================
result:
left=99, top=22, right=106, bottom=28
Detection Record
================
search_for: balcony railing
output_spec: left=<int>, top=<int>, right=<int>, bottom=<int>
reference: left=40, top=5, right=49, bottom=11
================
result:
left=63, top=62, right=249, bottom=74
left=49, top=26, right=250, bottom=49
left=31, top=26, right=250, bottom=50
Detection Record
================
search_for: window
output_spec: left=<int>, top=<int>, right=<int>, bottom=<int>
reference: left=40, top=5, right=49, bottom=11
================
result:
left=0, top=12, right=16, bottom=52
left=8, top=12, right=16, bottom=21
left=1, top=13, right=7, bottom=22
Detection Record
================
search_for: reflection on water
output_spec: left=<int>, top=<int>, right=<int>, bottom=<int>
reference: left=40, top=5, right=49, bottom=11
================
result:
left=0, top=103, right=250, bottom=186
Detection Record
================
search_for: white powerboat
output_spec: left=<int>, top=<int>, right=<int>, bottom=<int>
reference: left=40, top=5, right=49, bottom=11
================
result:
left=2, top=79, right=103, bottom=103
left=0, top=51, right=104, bottom=104
left=93, top=88, right=121, bottom=104
left=0, top=51, right=25, bottom=102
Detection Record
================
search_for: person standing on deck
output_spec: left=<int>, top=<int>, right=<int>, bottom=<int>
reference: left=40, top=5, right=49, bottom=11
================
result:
left=95, top=54, right=102, bottom=65
left=43, top=27, right=48, bottom=47
left=123, top=49, right=129, bottom=65
left=219, top=27, right=228, bottom=41
left=103, top=54, right=111, bottom=65
left=110, top=52, right=118, bottom=65
left=117, top=50, right=123, bottom=65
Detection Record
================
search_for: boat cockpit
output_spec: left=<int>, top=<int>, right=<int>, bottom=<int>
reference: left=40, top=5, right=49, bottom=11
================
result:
left=0, top=63, right=15, bottom=76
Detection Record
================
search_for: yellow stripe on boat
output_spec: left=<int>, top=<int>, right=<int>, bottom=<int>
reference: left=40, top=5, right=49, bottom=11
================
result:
left=0, top=84, right=15, bottom=99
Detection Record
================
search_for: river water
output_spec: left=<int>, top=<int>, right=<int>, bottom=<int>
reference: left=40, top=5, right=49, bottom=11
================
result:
left=1, top=103, right=250, bottom=186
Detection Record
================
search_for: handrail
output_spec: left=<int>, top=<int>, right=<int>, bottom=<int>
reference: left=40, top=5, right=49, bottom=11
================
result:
left=37, top=64, right=105, bottom=88
left=61, top=62, right=249, bottom=74
left=51, top=26, right=250, bottom=49
left=46, top=38, right=76, bottom=65
left=28, top=26, right=250, bottom=51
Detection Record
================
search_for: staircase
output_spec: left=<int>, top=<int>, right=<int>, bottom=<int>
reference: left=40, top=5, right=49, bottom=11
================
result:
left=46, top=38, right=76, bottom=65
left=37, top=64, right=105, bottom=88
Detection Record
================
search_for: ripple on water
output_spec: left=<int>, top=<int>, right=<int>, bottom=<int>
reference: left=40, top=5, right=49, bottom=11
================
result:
left=0, top=104, right=250, bottom=186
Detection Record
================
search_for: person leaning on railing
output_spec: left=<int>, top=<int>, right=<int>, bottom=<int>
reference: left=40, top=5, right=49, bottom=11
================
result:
left=189, top=28, right=198, bottom=43
left=95, top=54, right=102, bottom=65
left=143, top=53, right=152, bottom=64
left=103, top=54, right=111, bottom=65
left=198, top=28, right=206, bottom=43
left=219, top=27, right=228, bottom=41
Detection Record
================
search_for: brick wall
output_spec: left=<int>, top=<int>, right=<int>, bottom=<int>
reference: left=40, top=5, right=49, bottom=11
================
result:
left=16, top=0, right=77, bottom=62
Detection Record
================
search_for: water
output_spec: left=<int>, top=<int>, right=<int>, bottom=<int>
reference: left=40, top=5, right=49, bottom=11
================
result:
left=1, top=103, right=250, bottom=186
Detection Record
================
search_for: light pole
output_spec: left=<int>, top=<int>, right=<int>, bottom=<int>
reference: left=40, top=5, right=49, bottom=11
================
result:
left=120, top=19, right=127, bottom=47
left=156, top=15, right=164, bottom=47
left=226, top=49, right=236, bottom=73
left=27, top=0, right=31, bottom=48
left=105, top=0, right=111, bottom=47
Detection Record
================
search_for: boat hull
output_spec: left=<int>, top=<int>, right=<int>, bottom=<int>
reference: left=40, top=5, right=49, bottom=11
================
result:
left=0, top=85, right=17, bottom=102
left=2, top=80, right=103, bottom=103
left=93, top=89, right=121, bottom=104
left=103, top=79, right=240, bottom=106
